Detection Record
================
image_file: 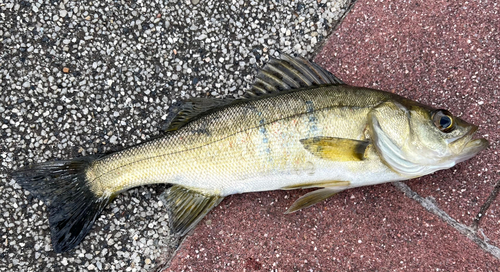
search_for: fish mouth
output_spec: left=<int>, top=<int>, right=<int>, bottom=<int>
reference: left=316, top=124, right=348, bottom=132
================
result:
left=451, top=125, right=489, bottom=163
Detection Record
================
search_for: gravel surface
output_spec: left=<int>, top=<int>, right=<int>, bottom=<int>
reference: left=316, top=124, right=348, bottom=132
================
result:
left=0, top=0, right=350, bottom=271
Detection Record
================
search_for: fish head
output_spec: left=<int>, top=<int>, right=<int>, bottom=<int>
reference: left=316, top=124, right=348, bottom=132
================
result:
left=368, top=99, right=488, bottom=177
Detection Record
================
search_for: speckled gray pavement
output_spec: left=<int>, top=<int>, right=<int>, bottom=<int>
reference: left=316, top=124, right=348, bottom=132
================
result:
left=0, top=0, right=351, bottom=271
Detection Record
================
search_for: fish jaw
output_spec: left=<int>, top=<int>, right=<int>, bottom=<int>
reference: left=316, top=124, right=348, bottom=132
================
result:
left=459, top=138, right=489, bottom=162
left=448, top=124, right=489, bottom=164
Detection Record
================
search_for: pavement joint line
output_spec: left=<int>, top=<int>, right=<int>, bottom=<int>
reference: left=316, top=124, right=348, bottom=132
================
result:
left=393, top=181, right=500, bottom=260
left=472, top=179, right=500, bottom=231
left=311, top=0, right=357, bottom=57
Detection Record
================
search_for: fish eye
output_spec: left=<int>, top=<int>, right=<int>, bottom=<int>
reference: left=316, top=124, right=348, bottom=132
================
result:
left=432, top=109, right=455, bottom=133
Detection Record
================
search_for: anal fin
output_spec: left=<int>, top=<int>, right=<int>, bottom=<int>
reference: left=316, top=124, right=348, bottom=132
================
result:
left=162, top=185, right=224, bottom=236
left=285, top=188, right=344, bottom=214
left=301, top=136, right=369, bottom=161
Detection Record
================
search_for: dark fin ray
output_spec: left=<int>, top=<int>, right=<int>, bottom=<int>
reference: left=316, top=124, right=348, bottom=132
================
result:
left=285, top=188, right=344, bottom=214
left=164, top=97, right=236, bottom=132
left=245, top=54, right=344, bottom=98
left=271, top=58, right=313, bottom=86
left=309, top=61, right=343, bottom=84
left=250, top=77, right=280, bottom=96
left=265, top=61, right=302, bottom=89
left=256, top=69, right=291, bottom=91
left=162, top=185, right=224, bottom=236
left=280, top=55, right=321, bottom=85
left=11, top=157, right=113, bottom=253
left=300, top=136, right=370, bottom=161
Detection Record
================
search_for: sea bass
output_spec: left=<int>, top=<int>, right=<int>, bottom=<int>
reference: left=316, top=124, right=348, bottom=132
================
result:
left=13, top=55, right=488, bottom=253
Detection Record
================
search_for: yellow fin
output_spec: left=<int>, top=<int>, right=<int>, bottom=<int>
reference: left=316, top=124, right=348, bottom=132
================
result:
left=285, top=188, right=344, bottom=214
left=281, top=180, right=350, bottom=190
left=161, top=185, right=224, bottom=236
left=300, top=136, right=369, bottom=161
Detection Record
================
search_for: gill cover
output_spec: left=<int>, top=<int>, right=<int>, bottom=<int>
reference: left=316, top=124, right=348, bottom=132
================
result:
left=367, top=101, right=457, bottom=177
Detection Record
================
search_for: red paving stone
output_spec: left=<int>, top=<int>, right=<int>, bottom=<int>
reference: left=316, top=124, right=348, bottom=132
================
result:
left=167, top=187, right=499, bottom=271
left=316, top=0, right=500, bottom=251
left=166, top=0, right=500, bottom=270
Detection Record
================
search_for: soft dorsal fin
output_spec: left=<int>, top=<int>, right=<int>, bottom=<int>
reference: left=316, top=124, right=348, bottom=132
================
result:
left=163, top=97, right=235, bottom=132
left=245, top=54, right=344, bottom=98
left=163, top=54, right=344, bottom=131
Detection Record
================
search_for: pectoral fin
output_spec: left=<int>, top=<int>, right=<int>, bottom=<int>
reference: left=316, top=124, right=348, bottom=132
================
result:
left=300, top=136, right=369, bottom=161
left=285, top=188, right=345, bottom=214
left=161, top=185, right=224, bottom=236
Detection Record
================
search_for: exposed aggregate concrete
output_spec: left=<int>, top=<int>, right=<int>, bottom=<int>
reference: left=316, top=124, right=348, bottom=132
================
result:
left=0, top=0, right=350, bottom=271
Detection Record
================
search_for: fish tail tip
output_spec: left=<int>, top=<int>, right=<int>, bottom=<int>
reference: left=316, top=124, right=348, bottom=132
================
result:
left=12, top=157, right=111, bottom=253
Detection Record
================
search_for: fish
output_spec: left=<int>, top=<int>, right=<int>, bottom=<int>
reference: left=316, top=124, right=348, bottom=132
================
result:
left=12, top=54, right=489, bottom=253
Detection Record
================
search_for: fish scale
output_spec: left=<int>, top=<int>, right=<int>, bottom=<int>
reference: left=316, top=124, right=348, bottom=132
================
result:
left=12, top=54, right=488, bottom=253
left=88, top=85, right=393, bottom=195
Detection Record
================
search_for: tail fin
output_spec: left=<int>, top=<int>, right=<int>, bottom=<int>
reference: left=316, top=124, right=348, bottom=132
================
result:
left=12, top=157, right=112, bottom=253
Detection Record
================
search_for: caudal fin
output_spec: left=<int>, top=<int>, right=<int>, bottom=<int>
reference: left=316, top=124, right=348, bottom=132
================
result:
left=12, top=157, right=112, bottom=253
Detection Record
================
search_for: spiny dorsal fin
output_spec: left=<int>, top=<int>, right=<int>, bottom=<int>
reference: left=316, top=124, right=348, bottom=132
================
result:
left=245, top=54, right=344, bottom=98
left=163, top=54, right=344, bottom=132
left=161, top=185, right=224, bottom=236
